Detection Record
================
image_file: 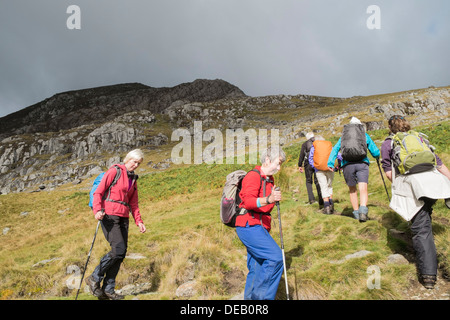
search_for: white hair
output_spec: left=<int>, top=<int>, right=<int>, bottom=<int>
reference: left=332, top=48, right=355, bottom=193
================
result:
left=314, top=135, right=325, bottom=141
left=124, top=149, right=144, bottom=163
left=260, top=147, right=286, bottom=165
left=350, top=116, right=362, bottom=125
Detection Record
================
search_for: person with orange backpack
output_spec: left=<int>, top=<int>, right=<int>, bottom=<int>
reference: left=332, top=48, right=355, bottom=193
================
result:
left=327, top=117, right=380, bottom=221
left=308, top=136, right=341, bottom=214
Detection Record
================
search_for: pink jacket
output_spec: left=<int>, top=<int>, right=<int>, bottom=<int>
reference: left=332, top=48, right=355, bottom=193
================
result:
left=92, top=164, right=143, bottom=226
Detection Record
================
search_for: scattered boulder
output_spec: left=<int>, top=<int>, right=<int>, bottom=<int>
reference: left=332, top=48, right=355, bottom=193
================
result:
left=331, top=250, right=373, bottom=264
left=387, top=254, right=409, bottom=265
left=32, top=257, right=62, bottom=268
left=116, top=283, right=153, bottom=296
left=176, top=280, right=197, bottom=298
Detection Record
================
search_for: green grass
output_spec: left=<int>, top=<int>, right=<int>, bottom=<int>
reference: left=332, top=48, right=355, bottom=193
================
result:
left=0, top=120, right=449, bottom=300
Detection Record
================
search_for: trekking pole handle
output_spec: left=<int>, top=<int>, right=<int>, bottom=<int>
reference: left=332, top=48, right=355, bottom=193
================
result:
left=274, top=186, right=280, bottom=206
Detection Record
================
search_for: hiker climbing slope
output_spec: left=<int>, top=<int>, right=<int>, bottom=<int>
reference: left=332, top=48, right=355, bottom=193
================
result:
left=308, top=135, right=341, bottom=214
left=298, top=132, right=324, bottom=208
left=327, top=117, right=380, bottom=221
left=235, top=147, right=286, bottom=300
left=381, top=115, right=450, bottom=289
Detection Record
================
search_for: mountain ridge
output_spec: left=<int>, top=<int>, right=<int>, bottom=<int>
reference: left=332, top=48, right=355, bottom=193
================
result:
left=0, top=79, right=247, bottom=139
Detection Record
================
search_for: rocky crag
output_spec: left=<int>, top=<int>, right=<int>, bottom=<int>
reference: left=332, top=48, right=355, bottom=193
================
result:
left=0, top=79, right=449, bottom=194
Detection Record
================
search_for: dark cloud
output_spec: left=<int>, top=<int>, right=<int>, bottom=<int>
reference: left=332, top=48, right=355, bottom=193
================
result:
left=1, top=0, right=449, bottom=117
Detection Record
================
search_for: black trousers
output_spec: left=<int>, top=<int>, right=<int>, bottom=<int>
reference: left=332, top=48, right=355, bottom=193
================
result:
left=304, top=164, right=323, bottom=204
left=92, top=214, right=129, bottom=293
left=410, top=199, right=437, bottom=276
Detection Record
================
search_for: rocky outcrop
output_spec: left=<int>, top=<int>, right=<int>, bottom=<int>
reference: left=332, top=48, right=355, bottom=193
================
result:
left=0, top=79, right=246, bottom=194
left=0, top=109, right=168, bottom=194
left=369, top=89, right=450, bottom=121
left=0, top=79, right=247, bottom=140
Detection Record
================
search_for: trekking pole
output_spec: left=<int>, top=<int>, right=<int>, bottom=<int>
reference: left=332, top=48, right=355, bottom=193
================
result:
left=274, top=187, right=289, bottom=300
left=376, top=158, right=390, bottom=202
left=75, top=220, right=100, bottom=300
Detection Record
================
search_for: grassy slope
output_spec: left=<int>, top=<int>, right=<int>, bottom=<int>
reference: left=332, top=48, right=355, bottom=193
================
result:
left=1, top=120, right=448, bottom=300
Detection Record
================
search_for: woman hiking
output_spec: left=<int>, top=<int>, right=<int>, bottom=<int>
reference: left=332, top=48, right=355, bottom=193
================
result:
left=381, top=115, right=450, bottom=289
left=308, top=135, right=341, bottom=214
left=86, top=149, right=146, bottom=300
left=328, top=117, right=380, bottom=221
left=298, top=132, right=324, bottom=207
left=235, top=147, right=286, bottom=300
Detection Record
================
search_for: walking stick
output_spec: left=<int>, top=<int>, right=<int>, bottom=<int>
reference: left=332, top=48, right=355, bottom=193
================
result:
left=76, top=220, right=100, bottom=300
left=274, top=187, right=289, bottom=300
left=376, top=158, right=390, bottom=202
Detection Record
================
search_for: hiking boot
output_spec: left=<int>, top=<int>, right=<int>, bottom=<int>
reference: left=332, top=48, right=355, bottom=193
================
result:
left=323, top=206, right=331, bottom=215
left=352, top=210, right=360, bottom=220
left=358, top=206, right=368, bottom=222
left=97, top=292, right=110, bottom=300
left=421, top=275, right=436, bottom=289
left=445, top=198, right=450, bottom=209
left=85, top=275, right=103, bottom=297
left=104, top=291, right=125, bottom=300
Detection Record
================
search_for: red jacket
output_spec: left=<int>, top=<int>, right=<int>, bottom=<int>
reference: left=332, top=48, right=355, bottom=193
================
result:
left=236, top=166, right=274, bottom=231
left=92, top=164, right=143, bottom=226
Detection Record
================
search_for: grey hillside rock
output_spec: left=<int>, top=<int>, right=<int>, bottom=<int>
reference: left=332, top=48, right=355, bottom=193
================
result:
left=0, top=111, right=166, bottom=194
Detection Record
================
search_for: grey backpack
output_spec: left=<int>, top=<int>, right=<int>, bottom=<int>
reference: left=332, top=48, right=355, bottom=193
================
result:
left=220, top=169, right=261, bottom=227
left=341, top=123, right=367, bottom=162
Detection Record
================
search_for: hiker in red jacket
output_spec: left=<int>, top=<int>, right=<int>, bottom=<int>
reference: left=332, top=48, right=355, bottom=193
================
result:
left=86, top=149, right=146, bottom=300
left=236, top=147, right=286, bottom=300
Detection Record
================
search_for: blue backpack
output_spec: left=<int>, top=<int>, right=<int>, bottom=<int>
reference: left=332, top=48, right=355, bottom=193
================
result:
left=89, top=165, right=122, bottom=209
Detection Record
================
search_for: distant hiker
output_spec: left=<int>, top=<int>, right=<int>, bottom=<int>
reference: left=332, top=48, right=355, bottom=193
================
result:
left=298, top=132, right=324, bottom=207
left=235, top=147, right=286, bottom=300
left=328, top=117, right=380, bottom=221
left=308, top=136, right=341, bottom=214
left=381, top=115, right=450, bottom=289
left=86, top=149, right=146, bottom=300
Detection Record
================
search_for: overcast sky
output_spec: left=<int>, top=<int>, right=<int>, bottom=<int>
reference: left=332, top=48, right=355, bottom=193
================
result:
left=0, top=0, right=449, bottom=117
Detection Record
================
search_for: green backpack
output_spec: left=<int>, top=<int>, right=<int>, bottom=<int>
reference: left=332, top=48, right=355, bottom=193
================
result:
left=391, top=130, right=436, bottom=175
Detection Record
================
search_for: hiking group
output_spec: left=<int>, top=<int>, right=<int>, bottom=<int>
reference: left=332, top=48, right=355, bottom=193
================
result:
left=299, top=117, right=380, bottom=220
left=82, top=115, right=450, bottom=300
left=297, top=116, right=450, bottom=291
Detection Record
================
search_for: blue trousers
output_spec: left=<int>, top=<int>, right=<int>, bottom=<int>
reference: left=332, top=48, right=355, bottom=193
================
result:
left=236, top=224, right=284, bottom=300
